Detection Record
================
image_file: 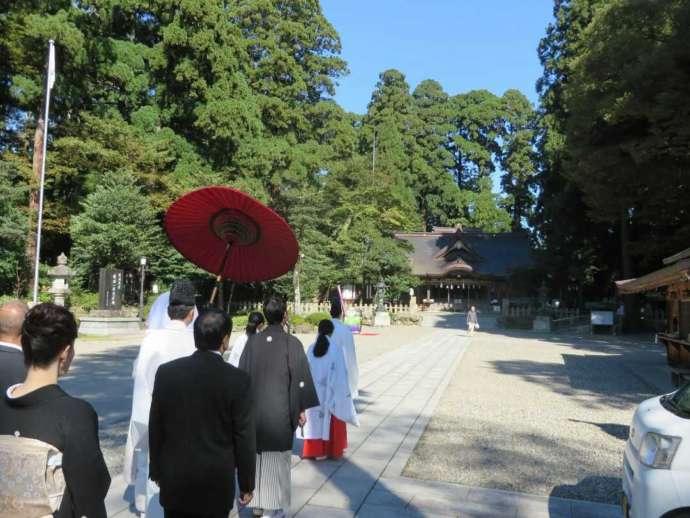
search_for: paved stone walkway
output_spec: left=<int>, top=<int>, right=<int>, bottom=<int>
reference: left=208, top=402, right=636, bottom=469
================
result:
left=106, top=326, right=623, bottom=517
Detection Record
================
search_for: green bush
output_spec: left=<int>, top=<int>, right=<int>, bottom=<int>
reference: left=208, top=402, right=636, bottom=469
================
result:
left=232, top=314, right=249, bottom=330
left=69, top=290, right=99, bottom=313
left=290, top=314, right=307, bottom=326
left=142, top=293, right=159, bottom=319
left=305, top=312, right=330, bottom=327
left=391, top=312, right=422, bottom=325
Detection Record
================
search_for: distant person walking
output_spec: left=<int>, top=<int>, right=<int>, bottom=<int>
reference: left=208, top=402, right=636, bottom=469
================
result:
left=0, top=300, right=28, bottom=391
left=0, top=303, right=110, bottom=518
left=148, top=309, right=255, bottom=518
left=467, top=306, right=479, bottom=336
left=299, top=320, right=359, bottom=460
left=227, top=311, right=265, bottom=367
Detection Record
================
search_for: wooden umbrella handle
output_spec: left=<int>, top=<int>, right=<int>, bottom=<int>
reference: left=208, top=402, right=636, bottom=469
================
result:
left=209, top=274, right=222, bottom=305
left=209, top=243, right=232, bottom=306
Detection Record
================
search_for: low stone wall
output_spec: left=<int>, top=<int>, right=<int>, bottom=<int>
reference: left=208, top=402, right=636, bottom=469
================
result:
left=78, top=316, right=141, bottom=336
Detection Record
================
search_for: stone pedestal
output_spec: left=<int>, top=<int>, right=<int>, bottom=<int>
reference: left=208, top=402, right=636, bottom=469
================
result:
left=49, top=281, right=68, bottom=307
left=78, top=310, right=141, bottom=336
left=374, top=311, right=391, bottom=327
left=532, top=315, right=552, bottom=332
left=48, top=253, right=74, bottom=307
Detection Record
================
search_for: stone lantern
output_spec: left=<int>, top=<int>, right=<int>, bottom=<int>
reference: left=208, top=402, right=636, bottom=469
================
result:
left=374, top=277, right=391, bottom=327
left=409, top=287, right=418, bottom=313
left=48, top=253, right=74, bottom=307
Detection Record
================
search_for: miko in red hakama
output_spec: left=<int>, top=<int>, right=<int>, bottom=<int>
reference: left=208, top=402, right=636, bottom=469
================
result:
left=302, top=415, right=348, bottom=460
left=297, top=324, right=359, bottom=461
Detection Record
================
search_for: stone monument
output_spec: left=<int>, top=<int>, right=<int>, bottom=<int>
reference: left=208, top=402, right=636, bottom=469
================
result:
left=373, top=278, right=391, bottom=327
left=78, top=267, right=141, bottom=335
left=47, top=253, right=74, bottom=307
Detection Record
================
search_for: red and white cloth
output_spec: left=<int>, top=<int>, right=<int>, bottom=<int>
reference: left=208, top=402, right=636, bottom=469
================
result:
left=297, top=337, right=359, bottom=459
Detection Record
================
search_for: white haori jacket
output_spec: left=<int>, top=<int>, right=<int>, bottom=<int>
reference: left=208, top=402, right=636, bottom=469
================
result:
left=123, top=320, right=196, bottom=514
left=331, top=318, right=359, bottom=398
left=297, top=338, right=359, bottom=441
left=227, top=333, right=249, bottom=367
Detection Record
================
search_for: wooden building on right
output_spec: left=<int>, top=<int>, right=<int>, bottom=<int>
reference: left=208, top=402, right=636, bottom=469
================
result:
left=616, top=247, right=690, bottom=386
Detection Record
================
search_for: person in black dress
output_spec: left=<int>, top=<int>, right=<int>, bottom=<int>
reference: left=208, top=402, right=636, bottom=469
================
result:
left=149, top=308, right=256, bottom=518
left=0, top=303, right=111, bottom=518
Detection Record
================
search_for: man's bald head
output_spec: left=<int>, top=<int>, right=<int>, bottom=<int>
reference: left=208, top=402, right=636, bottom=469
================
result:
left=0, top=300, right=29, bottom=345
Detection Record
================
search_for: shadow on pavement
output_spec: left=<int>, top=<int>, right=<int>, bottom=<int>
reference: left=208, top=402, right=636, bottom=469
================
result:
left=61, top=344, right=139, bottom=427
left=406, top=412, right=625, bottom=506
left=569, top=419, right=630, bottom=441
left=550, top=476, right=623, bottom=515
left=489, top=353, right=661, bottom=411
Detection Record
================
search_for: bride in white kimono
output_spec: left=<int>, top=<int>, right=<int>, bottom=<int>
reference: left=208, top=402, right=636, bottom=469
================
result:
left=298, top=320, right=359, bottom=459
left=124, top=281, right=196, bottom=518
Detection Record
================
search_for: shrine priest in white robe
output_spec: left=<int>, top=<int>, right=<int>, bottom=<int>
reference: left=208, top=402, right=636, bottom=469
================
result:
left=124, top=280, right=197, bottom=518
left=298, top=319, right=359, bottom=460
left=330, top=298, right=359, bottom=398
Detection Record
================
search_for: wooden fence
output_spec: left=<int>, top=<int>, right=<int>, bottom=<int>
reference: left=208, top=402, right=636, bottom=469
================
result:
left=229, top=301, right=415, bottom=315
left=503, top=306, right=583, bottom=319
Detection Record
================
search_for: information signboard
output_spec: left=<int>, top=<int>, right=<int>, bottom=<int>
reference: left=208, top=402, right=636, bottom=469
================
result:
left=591, top=310, right=614, bottom=325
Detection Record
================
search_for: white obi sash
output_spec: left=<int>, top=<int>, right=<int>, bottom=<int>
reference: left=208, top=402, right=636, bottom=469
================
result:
left=0, top=434, right=64, bottom=518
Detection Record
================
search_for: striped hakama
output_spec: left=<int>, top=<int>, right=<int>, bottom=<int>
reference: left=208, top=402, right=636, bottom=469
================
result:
left=252, top=450, right=292, bottom=511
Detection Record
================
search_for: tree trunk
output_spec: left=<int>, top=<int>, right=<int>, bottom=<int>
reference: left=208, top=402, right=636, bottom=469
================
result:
left=293, top=257, right=301, bottom=314
left=26, top=113, right=45, bottom=296
left=512, top=203, right=522, bottom=232
left=620, top=207, right=638, bottom=332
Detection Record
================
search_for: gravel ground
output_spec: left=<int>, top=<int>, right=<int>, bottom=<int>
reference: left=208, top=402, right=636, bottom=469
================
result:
left=66, top=324, right=436, bottom=477
left=403, top=324, right=670, bottom=505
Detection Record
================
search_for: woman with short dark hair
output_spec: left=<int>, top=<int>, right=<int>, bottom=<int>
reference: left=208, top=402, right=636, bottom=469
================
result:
left=0, top=303, right=110, bottom=518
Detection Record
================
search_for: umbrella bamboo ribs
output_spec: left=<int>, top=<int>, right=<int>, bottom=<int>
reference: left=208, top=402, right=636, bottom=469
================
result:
left=164, top=186, right=299, bottom=309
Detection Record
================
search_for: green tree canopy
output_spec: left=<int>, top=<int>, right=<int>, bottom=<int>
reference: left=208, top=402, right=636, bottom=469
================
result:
left=0, top=1, right=535, bottom=302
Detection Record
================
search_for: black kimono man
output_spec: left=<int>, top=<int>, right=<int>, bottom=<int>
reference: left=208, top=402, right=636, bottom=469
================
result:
left=239, top=295, right=319, bottom=518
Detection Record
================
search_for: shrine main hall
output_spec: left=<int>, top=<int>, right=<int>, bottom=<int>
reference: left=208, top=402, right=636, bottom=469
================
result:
left=394, top=226, right=533, bottom=310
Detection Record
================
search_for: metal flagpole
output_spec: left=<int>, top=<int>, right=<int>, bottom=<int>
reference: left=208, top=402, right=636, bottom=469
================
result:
left=32, top=40, right=56, bottom=304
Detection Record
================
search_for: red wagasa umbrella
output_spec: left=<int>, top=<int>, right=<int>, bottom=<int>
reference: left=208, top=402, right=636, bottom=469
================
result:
left=164, top=187, right=298, bottom=303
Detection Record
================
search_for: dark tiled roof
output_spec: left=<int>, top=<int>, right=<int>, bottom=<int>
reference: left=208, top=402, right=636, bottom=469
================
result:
left=617, top=247, right=690, bottom=293
left=663, top=247, right=690, bottom=265
left=394, top=230, right=534, bottom=279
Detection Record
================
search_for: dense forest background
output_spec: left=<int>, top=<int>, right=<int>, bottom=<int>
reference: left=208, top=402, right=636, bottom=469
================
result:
left=1, top=0, right=688, bottom=305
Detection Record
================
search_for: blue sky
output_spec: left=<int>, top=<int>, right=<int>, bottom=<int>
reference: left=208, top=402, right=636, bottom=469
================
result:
left=320, top=0, right=555, bottom=114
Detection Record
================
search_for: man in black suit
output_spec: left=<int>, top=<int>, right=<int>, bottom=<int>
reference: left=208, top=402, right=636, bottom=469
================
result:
left=0, top=300, right=28, bottom=391
left=149, top=309, right=255, bottom=518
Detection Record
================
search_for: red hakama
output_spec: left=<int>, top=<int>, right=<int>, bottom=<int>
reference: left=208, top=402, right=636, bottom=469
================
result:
left=302, top=415, right=348, bottom=460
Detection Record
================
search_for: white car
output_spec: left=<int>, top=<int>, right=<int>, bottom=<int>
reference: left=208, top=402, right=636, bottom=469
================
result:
left=623, top=383, right=690, bottom=518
